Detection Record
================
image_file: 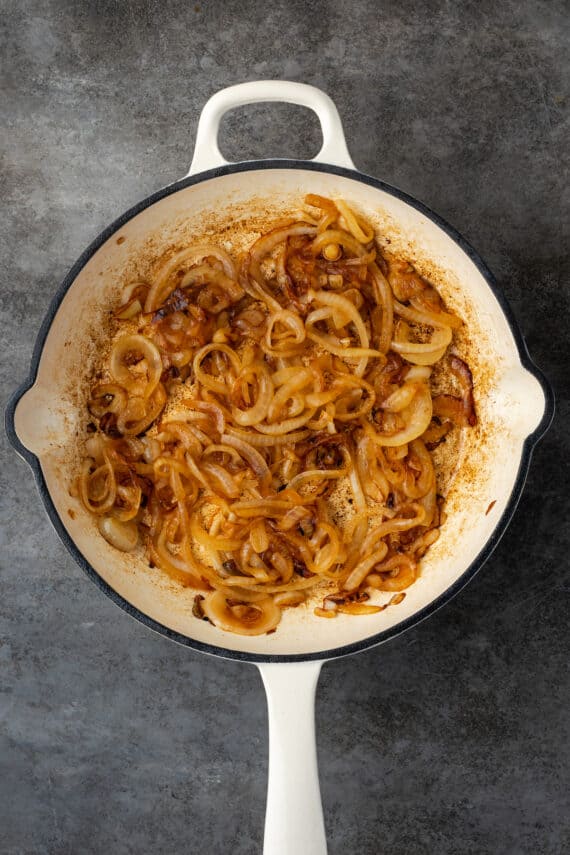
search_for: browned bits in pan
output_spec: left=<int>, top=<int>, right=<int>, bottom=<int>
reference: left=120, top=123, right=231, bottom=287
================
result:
left=76, top=196, right=475, bottom=636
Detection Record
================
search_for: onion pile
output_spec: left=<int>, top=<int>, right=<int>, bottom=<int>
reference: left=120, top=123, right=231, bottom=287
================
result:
left=78, top=195, right=476, bottom=636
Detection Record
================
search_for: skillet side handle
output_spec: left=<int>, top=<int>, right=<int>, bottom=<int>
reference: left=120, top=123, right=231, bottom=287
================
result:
left=187, top=80, right=355, bottom=176
left=258, top=661, right=327, bottom=855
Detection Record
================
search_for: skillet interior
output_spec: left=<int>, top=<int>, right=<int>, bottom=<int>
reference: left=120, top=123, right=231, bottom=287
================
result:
left=9, top=163, right=549, bottom=660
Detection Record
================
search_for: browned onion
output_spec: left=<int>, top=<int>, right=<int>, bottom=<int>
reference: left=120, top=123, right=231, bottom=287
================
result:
left=231, top=362, right=273, bottom=426
left=145, top=244, right=238, bottom=312
left=78, top=193, right=475, bottom=636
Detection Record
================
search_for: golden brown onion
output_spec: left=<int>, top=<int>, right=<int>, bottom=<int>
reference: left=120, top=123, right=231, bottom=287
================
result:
left=78, top=194, right=474, bottom=637
left=202, top=590, right=281, bottom=635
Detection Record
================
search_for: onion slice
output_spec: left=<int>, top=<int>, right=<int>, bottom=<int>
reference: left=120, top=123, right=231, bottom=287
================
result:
left=109, top=334, right=163, bottom=398
left=202, top=590, right=281, bottom=636
left=371, top=383, right=433, bottom=447
left=98, top=516, right=138, bottom=552
left=145, top=244, right=238, bottom=312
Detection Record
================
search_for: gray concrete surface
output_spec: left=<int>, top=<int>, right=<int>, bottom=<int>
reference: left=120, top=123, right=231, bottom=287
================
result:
left=2, top=1, right=569, bottom=853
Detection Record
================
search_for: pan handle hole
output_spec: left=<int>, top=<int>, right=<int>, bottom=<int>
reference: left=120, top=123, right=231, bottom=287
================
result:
left=218, top=103, right=322, bottom=162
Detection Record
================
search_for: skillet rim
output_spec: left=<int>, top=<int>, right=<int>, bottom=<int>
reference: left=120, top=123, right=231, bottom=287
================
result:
left=4, top=159, right=555, bottom=663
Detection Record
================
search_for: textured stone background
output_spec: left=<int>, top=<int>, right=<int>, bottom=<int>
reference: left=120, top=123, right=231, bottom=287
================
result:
left=2, top=1, right=569, bottom=853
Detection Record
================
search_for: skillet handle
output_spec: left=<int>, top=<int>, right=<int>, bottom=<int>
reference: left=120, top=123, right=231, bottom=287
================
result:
left=258, top=661, right=327, bottom=855
left=187, top=80, right=355, bottom=175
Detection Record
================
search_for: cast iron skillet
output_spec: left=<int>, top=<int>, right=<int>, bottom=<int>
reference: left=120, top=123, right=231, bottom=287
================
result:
left=5, top=82, right=554, bottom=854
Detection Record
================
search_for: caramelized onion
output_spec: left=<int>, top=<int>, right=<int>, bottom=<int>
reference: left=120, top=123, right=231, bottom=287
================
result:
left=370, top=264, right=394, bottom=354
left=394, top=298, right=462, bottom=330
left=308, top=290, right=372, bottom=363
left=366, top=554, right=417, bottom=591
left=221, top=433, right=271, bottom=487
left=343, top=543, right=389, bottom=591
left=79, top=458, right=116, bottom=514
left=310, top=229, right=369, bottom=258
left=391, top=322, right=452, bottom=365
left=202, top=590, right=281, bottom=635
left=243, top=224, right=317, bottom=312
left=88, top=384, right=127, bottom=420
left=263, top=309, right=305, bottom=356
left=116, top=384, right=167, bottom=435
left=78, top=193, right=475, bottom=636
left=335, top=199, right=374, bottom=243
left=109, top=335, right=163, bottom=398
left=432, top=357, right=476, bottom=427
left=145, top=244, right=238, bottom=312
left=225, top=426, right=311, bottom=447
left=193, top=343, right=241, bottom=395
left=98, top=516, right=138, bottom=552
left=231, top=362, right=273, bottom=426
left=372, top=383, right=433, bottom=446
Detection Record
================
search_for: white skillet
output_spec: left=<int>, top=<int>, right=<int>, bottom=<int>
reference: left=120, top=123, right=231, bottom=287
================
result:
left=6, top=81, right=553, bottom=854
